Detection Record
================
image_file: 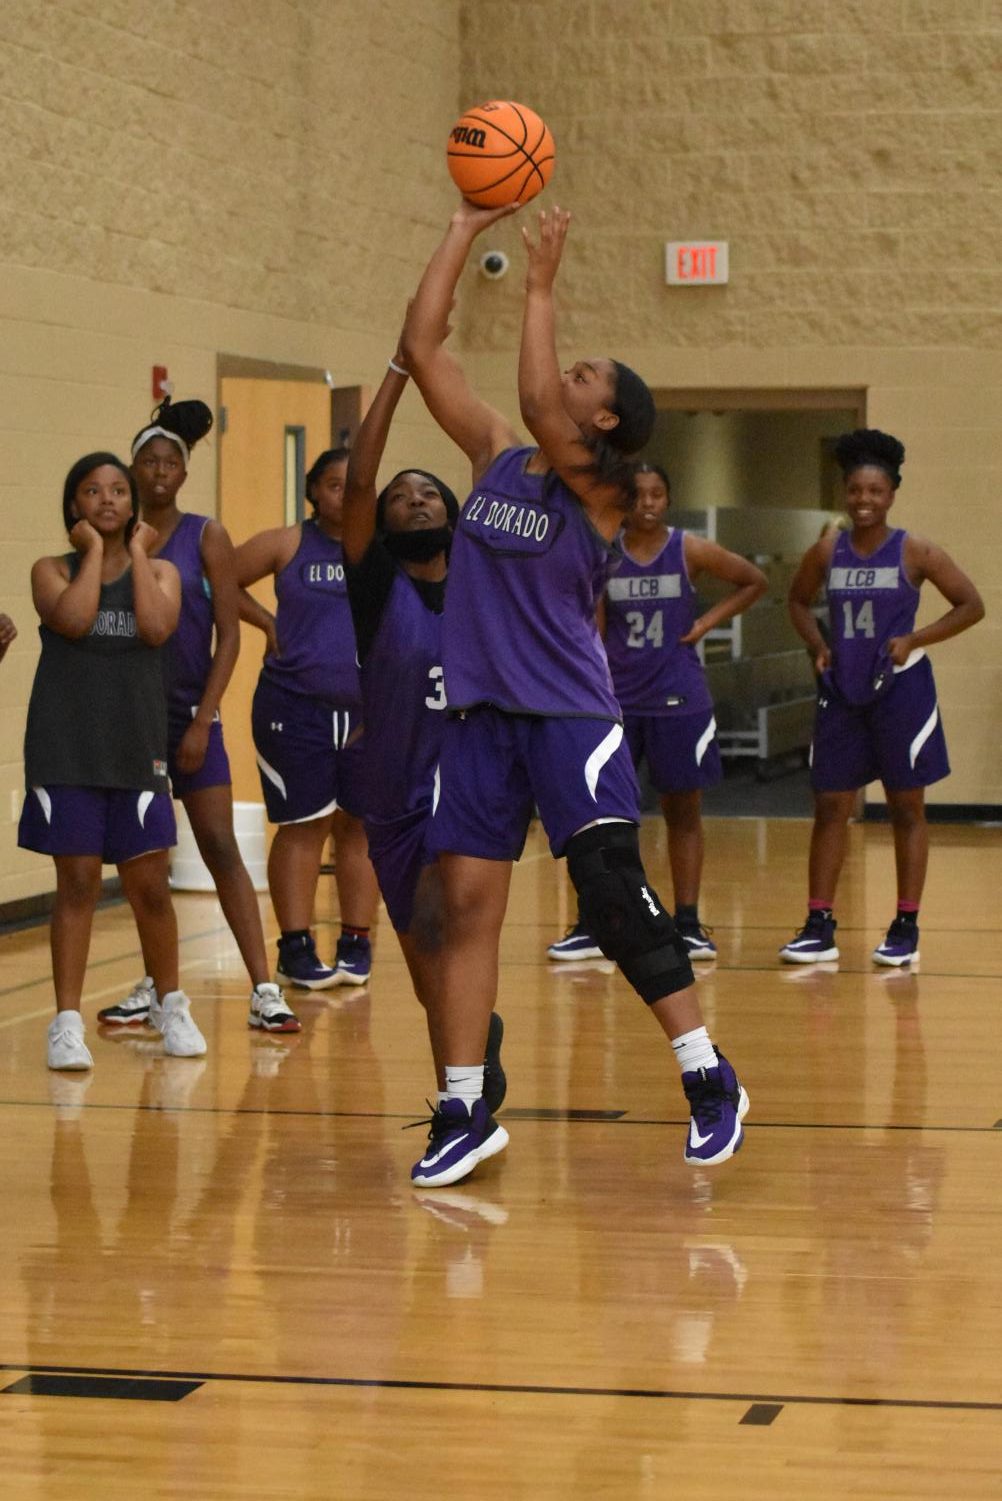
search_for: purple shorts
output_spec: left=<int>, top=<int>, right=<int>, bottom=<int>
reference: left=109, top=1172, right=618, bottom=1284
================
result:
left=167, top=707, right=232, bottom=797
left=624, top=710, right=722, bottom=794
left=252, top=676, right=365, bottom=824
left=365, top=807, right=436, bottom=933
left=18, top=785, right=177, bottom=864
left=810, top=654, right=950, bottom=792
left=427, top=707, right=640, bottom=861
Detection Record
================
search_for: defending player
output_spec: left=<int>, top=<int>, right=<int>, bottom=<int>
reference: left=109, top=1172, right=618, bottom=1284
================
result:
left=236, top=450, right=380, bottom=990
left=340, top=332, right=504, bottom=1110
left=19, top=453, right=206, bottom=1069
left=780, top=428, right=984, bottom=966
left=548, top=461, right=767, bottom=963
left=401, top=201, right=749, bottom=1187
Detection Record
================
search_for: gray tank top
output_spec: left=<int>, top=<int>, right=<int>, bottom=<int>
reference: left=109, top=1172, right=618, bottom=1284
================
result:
left=24, top=555, right=170, bottom=791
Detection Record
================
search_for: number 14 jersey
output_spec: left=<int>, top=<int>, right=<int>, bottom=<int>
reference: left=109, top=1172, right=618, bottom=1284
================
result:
left=604, top=528, right=713, bottom=718
left=826, top=528, right=919, bottom=705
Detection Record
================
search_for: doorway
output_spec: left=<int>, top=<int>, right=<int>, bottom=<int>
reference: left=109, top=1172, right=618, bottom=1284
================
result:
left=645, top=388, right=866, bottom=816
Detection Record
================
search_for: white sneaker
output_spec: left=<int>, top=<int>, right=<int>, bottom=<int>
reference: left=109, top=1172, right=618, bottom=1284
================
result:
left=97, top=976, right=156, bottom=1026
left=248, top=982, right=301, bottom=1033
left=156, top=990, right=207, bottom=1057
left=47, top=1013, right=94, bottom=1071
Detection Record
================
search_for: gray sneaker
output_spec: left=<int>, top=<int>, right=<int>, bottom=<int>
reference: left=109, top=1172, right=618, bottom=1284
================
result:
left=47, top=1013, right=94, bottom=1071
left=156, top=991, right=207, bottom=1058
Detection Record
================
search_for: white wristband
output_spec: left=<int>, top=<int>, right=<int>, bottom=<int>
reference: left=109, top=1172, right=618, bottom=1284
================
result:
left=388, top=358, right=408, bottom=377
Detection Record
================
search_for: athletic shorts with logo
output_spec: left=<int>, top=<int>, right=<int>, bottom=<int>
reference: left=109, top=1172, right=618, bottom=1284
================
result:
left=167, top=707, right=232, bottom=797
left=427, top=707, right=640, bottom=862
left=624, top=709, right=722, bottom=794
left=810, top=654, right=950, bottom=792
left=251, top=676, right=365, bottom=823
left=18, top=785, right=177, bottom=864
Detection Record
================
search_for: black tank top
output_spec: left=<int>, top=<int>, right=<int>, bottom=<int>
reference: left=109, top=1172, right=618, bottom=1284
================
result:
left=24, top=555, right=170, bottom=791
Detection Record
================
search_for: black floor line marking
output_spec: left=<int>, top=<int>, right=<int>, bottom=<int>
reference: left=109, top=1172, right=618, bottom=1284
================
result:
left=2, top=1373, right=201, bottom=1402
left=0, top=1362, right=998, bottom=1414
left=0, top=1098, right=997, bottom=1134
left=740, top=1403, right=784, bottom=1425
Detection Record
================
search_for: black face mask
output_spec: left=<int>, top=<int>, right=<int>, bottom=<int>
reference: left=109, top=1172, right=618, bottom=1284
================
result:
left=383, top=526, right=451, bottom=563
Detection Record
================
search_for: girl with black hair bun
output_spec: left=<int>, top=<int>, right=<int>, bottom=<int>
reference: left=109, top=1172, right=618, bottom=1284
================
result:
left=547, top=460, right=767, bottom=964
left=235, top=447, right=380, bottom=991
left=19, top=453, right=207, bottom=1070
left=99, top=398, right=300, bottom=1036
left=781, top=427, right=984, bottom=967
left=399, top=200, right=748, bottom=1188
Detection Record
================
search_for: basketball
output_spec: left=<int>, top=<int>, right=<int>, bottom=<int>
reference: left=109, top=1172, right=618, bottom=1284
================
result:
left=446, top=100, right=555, bottom=208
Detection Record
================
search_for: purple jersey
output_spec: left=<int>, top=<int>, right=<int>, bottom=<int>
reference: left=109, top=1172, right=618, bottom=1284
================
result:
left=158, top=513, right=213, bottom=711
left=827, top=528, right=919, bottom=705
left=442, top=447, right=619, bottom=720
left=604, top=528, right=712, bottom=716
left=262, top=519, right=361, bottom=706
left=357, top=562, right=445, bottom=822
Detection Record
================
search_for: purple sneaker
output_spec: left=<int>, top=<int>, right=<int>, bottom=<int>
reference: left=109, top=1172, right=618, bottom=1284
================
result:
left=410, top=1097, right=509, bottom=1188
left=682, top=1051, right=749, bottom=1166
left=872, top=916, right=920, bottom=967
left=276, top=933, right=338, bottom=990
left=779, top=911, right=839, bottom=964
left=332, top=933, right=371, bottom=987
left=546, top=923, right=603, bottom=961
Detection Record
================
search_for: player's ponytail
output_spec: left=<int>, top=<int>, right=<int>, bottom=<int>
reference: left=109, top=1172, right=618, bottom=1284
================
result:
left=575, top=360, right=656, bottom=509
left=833, top=428, right=905, bottom=489
left=130, top=396, right=213, bottom=466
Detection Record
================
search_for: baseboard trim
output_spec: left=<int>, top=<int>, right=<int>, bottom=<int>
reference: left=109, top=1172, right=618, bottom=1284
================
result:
left=0, top=877, right=124, bottom=935
left=863, top=803, right=1002, bottom=825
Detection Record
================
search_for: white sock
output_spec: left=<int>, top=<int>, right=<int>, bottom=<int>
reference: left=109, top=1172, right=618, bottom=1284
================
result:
left=671, top=1026, right=717, bottom=1075
left=53, top=1010, right=84, bottom=1033
left=439, top=1064, right=485, bottom=1109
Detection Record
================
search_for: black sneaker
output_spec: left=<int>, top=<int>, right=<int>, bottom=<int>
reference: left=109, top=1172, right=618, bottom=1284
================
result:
left=484, top=1012, right=506, bottom=1113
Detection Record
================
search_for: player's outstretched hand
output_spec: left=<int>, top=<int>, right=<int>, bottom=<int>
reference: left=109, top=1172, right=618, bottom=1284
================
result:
left=451, top=197, right=521, bottom=237
left=522, top=206, right=571, bottom=292
left=0, top=613, right=16, bottom=663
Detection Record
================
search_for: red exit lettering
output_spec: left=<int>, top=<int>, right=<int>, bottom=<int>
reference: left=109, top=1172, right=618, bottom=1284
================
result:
left=676, top=245, right=716, bottom=280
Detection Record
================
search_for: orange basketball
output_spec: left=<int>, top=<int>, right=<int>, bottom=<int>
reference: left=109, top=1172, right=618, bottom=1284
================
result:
left=446, top=100, right=555, bottom=208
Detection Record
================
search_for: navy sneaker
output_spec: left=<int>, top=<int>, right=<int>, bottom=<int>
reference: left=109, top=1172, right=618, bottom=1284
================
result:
left=546, top=923, right=603, bottom=961
left=484, top=1011, right=506, bottom=1114
left=872, top=916, right=920, bottom=967
left=779, top=911, right=839, bottom=964
left=676, top=918, right=717, bottom=961
left=276, top=934, right=338, bottom=990
left=410, top=1097, right=509, bottom=1188
left=682, top=1051, right=749, bottom=1166
left=332, top=933, right=371, bottom=986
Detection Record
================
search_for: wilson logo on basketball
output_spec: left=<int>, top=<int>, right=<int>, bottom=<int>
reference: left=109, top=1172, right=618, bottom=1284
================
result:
left=451, top=125, right=487, bottom=149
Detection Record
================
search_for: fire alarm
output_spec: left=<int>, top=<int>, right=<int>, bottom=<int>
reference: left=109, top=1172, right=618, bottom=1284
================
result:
left=152, top=365, right=172, bottom=401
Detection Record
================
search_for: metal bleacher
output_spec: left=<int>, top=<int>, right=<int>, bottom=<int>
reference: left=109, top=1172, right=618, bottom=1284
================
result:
left=673, top=505, right=834, bottom=770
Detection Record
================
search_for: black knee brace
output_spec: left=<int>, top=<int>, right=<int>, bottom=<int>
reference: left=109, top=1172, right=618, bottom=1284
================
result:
left=564, top=823, right=694, bottom=1004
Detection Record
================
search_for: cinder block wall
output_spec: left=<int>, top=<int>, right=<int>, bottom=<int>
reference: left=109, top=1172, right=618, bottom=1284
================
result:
left=458, top=0, right=1002, bottom=808
left=0, top=0, right=463, bottom=906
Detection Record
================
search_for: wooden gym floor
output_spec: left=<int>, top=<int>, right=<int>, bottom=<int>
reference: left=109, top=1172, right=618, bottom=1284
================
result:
left=0, top=814, right=999, bottom=1499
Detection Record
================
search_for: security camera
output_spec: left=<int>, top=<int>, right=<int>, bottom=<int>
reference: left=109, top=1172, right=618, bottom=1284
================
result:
left=479, top=250, right=510, bottom=280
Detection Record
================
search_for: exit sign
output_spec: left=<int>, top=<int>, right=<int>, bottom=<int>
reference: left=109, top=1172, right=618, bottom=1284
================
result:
left=666, top=241, right=729, bottom=285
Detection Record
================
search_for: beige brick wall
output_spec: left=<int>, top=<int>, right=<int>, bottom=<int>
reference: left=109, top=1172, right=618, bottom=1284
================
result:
left=459, top=0, right=1002, bottom=807
left=0, top=0, right=464, bottom=906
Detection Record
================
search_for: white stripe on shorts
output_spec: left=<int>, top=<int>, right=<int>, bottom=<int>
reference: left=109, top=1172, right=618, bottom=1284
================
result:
left=695, top=715, right=717, bottom=767
left=33, top=787, right=53, bottom=824
left=255, top=751, right=288, bottom=801
left=137, top=791, right=154, bottom=828
left=909, top=705, right=939, bottom=769
left=584, top=724, right=624, bottom=803
left=432, top=762, right=441, bottom=816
